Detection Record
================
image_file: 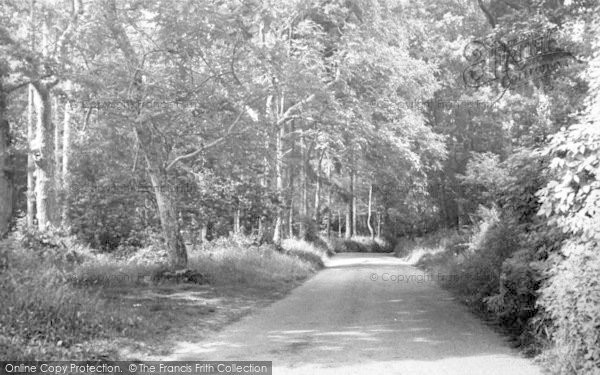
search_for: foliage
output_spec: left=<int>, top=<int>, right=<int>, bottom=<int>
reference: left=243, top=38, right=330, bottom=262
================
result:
left=534, top=13, right=600, bottom=372
left=498, top=149, right=549, bottom=224
left=537, top=123, right=600, bottom=242
left=458, top=152, right=507, bottom=216
left=537, top=241, right=600, bottom=374
left=1, top=0, right=599, bottom=370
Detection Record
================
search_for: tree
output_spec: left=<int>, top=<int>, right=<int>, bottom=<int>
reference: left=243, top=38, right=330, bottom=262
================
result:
left=0, top=78, right=13, bottom=236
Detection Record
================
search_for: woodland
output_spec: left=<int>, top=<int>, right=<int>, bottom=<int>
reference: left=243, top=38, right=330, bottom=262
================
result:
left=0, top=0, right=599, bottom=373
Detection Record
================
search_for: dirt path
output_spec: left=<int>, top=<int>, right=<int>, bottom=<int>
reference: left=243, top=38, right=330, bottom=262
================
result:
left=165, top=253, right=543, bottom=375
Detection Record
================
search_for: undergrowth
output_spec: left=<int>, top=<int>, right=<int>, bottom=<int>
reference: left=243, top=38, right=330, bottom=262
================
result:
left=0, top=231, right=327, bottom=360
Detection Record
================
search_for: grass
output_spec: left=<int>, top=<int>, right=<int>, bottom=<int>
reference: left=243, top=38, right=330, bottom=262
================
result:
left=0, top=239, right=138, bottom=360
left=191, top=236, right=320, bottom=288
left=281, top=238, right=330, bottom=269
left=0, top=233, right=326, bottom=360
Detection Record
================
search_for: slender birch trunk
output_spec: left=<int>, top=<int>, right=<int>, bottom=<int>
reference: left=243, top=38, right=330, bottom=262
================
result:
left=61, top=94, right=71, bottom=227
left=367, top=183, right=374, bottom=239
left=27, top=85, right=35, bottom=229
left=314, top=150, right=324, bottom=226
left=272, top=124, right=284, bottom=245
left=298, top=129, right=306, bottom=238
left=345, top=195, right=352, bottom=239
left=236, top=208, right=242, bottom=234
left=53, top=95, right=61, bottom=225
left=350, top=169, right=356, bottom=237
left=326, top=153, right=332, bottom=238
left=288, top=121, right=295, bottom=238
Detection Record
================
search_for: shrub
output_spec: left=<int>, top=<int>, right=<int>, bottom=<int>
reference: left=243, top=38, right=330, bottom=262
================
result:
left=416, top=216, right=521, bottom=312
left=468, top=205, right=500, bottom=253
left=458, top=219, right=520, bottom=306
left=484, top=248, right=539, bottom=336
left=393, top=237, right=417, bottom=258
left=537, top=241, right=600, bottom=374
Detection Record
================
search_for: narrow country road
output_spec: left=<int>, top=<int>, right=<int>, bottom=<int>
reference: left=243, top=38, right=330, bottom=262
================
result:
left=166, top=253, right=543, bottom=375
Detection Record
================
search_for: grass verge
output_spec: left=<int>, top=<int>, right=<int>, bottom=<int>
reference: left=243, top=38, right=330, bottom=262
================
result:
left=0, top=234, right=327, bottom=360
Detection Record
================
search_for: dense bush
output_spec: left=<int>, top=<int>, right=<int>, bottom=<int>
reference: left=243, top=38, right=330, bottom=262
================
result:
left=484, top=248, right=539, bottom=339
left=416, top=213, right=533, bottom=319
left=535, top=50, right=600, bottom=371
left=449, top=218, right=519, bottom=307
left=537, top=241, right=600, bottom=374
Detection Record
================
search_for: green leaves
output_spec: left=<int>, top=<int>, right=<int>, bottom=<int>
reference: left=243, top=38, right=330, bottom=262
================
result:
left=538, top=123, right=600, bottom=241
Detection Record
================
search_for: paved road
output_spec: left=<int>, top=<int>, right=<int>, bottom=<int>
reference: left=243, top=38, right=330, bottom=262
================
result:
left=166, top=253, right=543, bottom=375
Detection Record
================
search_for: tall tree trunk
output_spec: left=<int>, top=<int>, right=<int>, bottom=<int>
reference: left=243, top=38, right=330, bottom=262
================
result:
left=105, top=0, right=187, bottom=267
left=135, top=125, right=187, bottom=269
left=345, top=195, right=352, bottom=239
left=272, top=124, right=284, bottom=245
left=201, top=223, right=208, bottom=243
left=351, top=169, right=356, bottom=237
left=314, top=150, right=324, bottom=226
left=377, top=212, right=382, bottom=238
left=299, top=129, right=307, bottom=238
left=367, top=183, right=374, bottom=239
left=27, top=85, right=35, bottom=229
left=258, top=136, right=269, bottom=238
left=31, top=84, right=55, bottom=232
left=149, top=169, right=187, bottom=269
left=61, top=94, right=71, bottom=227
left=234, top=207, right=241, bottom=235
left=338, top=209, right=342, bottom=237
left=326, top=153, right=332, bottom=238
left=288, top=199, right=294, bottom=238
left=53, top=95, right=61, bottom=225
left=288, top=188, right=294, bottom=239
left=288, top=121, right=295, bottom=238
left=0, top=84, right=13, bottom=237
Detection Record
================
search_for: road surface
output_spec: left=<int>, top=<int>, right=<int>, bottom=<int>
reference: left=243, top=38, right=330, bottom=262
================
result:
left=166, top=253, right=543, bottom=375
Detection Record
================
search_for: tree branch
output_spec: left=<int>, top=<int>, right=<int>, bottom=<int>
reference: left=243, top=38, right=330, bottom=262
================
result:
left=5, top=74, right=53, bottom=93
left=103, top=0, right=140, bottom=68
left=165, top=110, right=244, bottom=171
left=277, top=93, right=316, bottom=126
left=477, top=0, right=496, bottom=28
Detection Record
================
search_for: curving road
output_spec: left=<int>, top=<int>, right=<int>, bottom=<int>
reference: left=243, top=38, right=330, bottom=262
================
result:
left=166, top=253, right=543, bottom=375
